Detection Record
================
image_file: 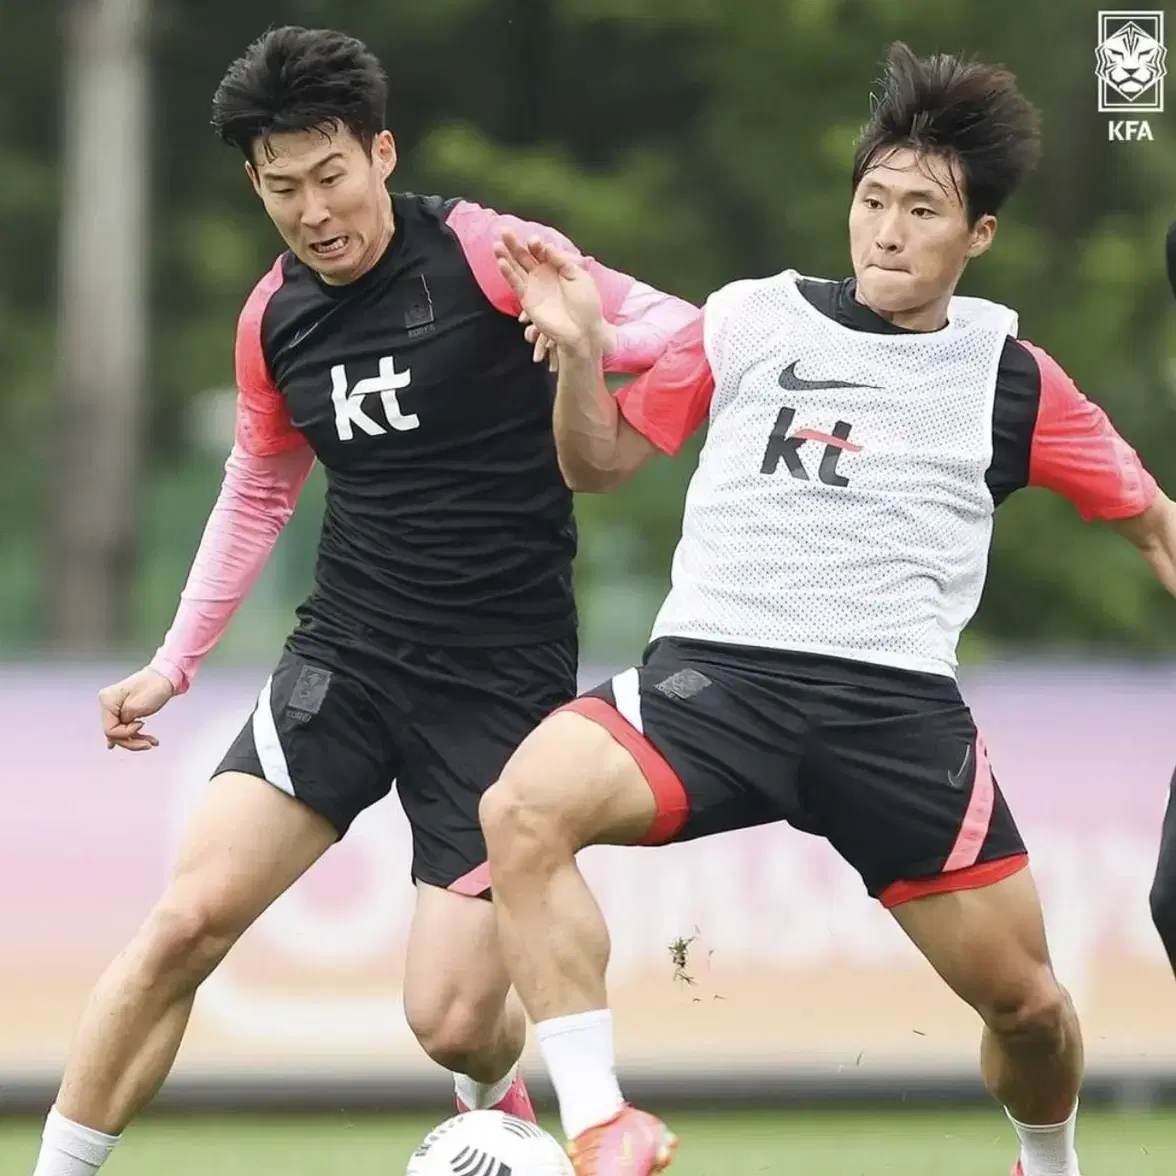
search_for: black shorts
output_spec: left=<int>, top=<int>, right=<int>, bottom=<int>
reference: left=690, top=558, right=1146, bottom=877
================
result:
left=215, top=633, right=577, bottom=895
left=566, top=637, right=1027, bottom=905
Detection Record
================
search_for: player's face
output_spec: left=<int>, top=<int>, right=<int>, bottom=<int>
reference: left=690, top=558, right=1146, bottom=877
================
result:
left=848, top=147, right=996, bottom=329
left=247, top=125, right=397, bottom=284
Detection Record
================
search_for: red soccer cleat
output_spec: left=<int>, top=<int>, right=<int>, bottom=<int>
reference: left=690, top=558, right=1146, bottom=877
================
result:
left=455, top=1072, right=538, bottom=1123
left=568, top=1106, right=678, bottom=1176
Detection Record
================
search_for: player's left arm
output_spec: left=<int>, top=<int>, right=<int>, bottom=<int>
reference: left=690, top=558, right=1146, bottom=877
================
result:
left=1023, top=342, right=1176, bottom=590
left=446, top=200, right=697, bottom=373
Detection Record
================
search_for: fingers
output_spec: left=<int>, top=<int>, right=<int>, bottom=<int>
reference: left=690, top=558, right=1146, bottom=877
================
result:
left=523, top=323, right=558, bottom=367
left=494, top=232, right=581, bottom=286
left=493, top=230, right=537, bottom=299
left=522, top=235, right=580, bottom=279
left=495, top=254, right=528, bottom=301
left=107, top=734, right=159, bottom=752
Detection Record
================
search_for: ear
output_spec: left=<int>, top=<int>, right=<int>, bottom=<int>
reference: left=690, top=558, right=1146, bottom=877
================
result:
left=373, top=130, right=398, bottom=181
left=966, top=213, right=997, bottom=260
left=245, top=160, right=262, bottom=198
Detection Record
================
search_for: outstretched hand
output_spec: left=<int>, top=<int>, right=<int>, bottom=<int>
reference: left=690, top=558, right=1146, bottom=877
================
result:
left=494, top=232, right=605, bottom=356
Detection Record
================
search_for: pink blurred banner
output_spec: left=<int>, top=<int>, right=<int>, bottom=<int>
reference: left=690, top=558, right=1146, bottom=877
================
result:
left=3, top=661, right=1176, bottom=1084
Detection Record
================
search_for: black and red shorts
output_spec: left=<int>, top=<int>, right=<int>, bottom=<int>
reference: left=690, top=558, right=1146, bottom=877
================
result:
left=562, top=636, right=1027, bottom=907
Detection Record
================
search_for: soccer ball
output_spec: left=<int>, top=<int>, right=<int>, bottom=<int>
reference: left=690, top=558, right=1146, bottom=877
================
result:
left=406, top=1110, right=573, bottom=1176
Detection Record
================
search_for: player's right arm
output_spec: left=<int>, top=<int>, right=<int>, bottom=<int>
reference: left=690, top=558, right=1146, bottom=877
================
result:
left=493, top=234, right=714, bottom=491
left=101, top=264, right=315, bottom=752
left=553, top=315, right=713, bottom=491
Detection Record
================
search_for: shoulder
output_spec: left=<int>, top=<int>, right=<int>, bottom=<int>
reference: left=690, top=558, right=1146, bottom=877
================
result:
left=238, top=254, right=289, bottom=330
left=394, top=191, right=463, bottom=228
left=702, top=271, right=800, bottom=359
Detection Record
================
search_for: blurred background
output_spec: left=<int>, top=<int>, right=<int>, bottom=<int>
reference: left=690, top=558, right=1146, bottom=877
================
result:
left=3, top=0, right=1176, bottom=1171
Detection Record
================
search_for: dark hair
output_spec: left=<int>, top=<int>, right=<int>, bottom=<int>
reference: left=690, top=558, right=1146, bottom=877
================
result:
left=211, top=26, right=387, bottom=163
left=852, top=42, right=1042, bottom=222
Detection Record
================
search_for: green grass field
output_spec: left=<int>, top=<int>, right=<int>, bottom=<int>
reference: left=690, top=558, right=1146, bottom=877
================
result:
left=1, top=1108, right=1173, bottom=1175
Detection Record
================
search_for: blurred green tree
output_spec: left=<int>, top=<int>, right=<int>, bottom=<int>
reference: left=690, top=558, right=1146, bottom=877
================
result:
left=2, top=0, right=1174, bottom=664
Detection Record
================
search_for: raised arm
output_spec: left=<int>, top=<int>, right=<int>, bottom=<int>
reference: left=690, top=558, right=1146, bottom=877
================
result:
left=446, top=199, right=697, bottom=373
left=493, top=234, right=713, bottom=491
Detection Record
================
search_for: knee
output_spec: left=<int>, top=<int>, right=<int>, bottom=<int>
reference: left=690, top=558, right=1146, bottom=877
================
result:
left=406, top=993, right=500, bottom=1073
left=980, top=969, right=1071, bottom=1052
left=479, top=752, right=575, bottom=870
left=134, top=889, right=241, bottom=992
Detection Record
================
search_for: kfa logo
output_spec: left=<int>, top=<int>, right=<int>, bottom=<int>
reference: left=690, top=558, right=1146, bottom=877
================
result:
left=1107, top=119, right=1154, bottom=139
left=330, top=356, right=418, bottom=441
left=760, top=405, right=861, bottom=487
left=1096, top=11, right=1166, bottom=139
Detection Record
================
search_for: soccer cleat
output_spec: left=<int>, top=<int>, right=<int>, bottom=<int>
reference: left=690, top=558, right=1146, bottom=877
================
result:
left=455, top=1072, right=538, bottom=1123
left=568, top=1106, right=678, bottom=1176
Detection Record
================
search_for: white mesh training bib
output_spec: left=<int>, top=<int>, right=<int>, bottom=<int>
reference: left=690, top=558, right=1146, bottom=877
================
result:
left=650, top=270, right=1019, bottom=677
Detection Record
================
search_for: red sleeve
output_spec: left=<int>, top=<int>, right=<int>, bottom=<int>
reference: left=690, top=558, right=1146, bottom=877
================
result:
left=233, top=257, right=307, bottom=458
left=1024, top=341, right=1157, bottom=521
left=614, top=312, right=714, bottom=457
left=444, top=199, right=697, bottom=373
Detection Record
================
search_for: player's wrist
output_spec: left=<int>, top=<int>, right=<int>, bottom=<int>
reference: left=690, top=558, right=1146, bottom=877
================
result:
left=558, top=326, right=607, bottom=365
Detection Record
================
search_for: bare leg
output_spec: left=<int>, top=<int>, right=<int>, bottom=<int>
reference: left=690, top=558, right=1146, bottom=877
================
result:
left=480, top=713, right=657, bottom=1021
left=403, top=883, right=525, bottom=1089
left=479, top=713, right=663, bottom=1144
left=54, top=773, right=337, bottom=1132
left=891, top=867, right=1083, bottom=1173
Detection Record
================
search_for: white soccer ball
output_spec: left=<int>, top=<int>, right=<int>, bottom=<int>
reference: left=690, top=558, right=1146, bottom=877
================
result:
left=406, top=1110, right=574, bottom=1176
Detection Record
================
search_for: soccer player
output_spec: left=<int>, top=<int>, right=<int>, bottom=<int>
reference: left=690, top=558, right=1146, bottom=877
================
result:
left=480, top=43, right=1176, bottom=1176
left=29, top=26, right=695, bottom=1176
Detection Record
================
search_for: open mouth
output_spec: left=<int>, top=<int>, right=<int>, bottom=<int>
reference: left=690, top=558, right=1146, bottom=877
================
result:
left=310, top=235, right=349, bottom=258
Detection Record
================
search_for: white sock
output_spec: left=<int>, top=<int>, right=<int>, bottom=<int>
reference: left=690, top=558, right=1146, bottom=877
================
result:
left=454, top=1062, right=519, bottom=1110
left=32, top=1107, right=120, bottom=1176
left=535, top=1009, right=625, bottom=1141
left=1006, top=1102, right=1081, bottom=1176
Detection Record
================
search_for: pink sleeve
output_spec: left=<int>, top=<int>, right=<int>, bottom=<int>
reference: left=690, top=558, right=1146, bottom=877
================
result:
left=1024, top=341, right=1157, bottom=521
left=149, top=444, right=314, bottom=694
left=234, top=256, right=307, bottom=457
left=614, top=312, right=714, bottom=457
left=445, top=199, right=697, bottom=374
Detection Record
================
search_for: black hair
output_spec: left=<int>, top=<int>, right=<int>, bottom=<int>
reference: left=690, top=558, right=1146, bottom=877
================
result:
left=852, top=41, right=1042, bottom=222
left=210, top=26, right=387, bottom=164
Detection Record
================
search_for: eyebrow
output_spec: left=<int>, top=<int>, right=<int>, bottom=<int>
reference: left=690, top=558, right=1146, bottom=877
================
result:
left=861, top=180, right=944, bottom=203
left=261, top=151, right=346, bottom=182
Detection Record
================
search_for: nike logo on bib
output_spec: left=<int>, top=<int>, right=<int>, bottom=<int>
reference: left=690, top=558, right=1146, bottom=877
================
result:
left=778, top=361, right=881, bottom=393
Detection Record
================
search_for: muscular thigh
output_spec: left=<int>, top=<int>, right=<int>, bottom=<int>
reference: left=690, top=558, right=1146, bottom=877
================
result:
left=800, top=664, right=1027, bottom=905
left=403, top=882, right=509, bottom=1019
left=167, top=770, right=337, bottom=931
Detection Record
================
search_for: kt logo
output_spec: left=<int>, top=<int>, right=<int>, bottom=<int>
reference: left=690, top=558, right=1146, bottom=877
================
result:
left=760, top=405, right=861, bottom=486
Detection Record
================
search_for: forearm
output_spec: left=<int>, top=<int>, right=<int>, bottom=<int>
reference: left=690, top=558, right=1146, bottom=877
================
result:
left=594, top=274, right=697, bottom=375
left=150, top=444, right=312, bottom=693
left=552, top=343, right=623, bottom=490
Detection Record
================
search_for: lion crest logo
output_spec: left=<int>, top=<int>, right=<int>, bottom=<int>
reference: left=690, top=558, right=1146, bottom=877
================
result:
left=1096, top=15, right=1167, bottom=111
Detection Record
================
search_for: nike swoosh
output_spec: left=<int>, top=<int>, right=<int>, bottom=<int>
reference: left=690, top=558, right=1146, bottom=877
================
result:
left=948, top=743, right=974, bottom=790
left=778, top=361, right=881, bottom=392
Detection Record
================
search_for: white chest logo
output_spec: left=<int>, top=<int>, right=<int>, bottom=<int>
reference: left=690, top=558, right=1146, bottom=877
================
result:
left=330, top=356, right=418, bottom=440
